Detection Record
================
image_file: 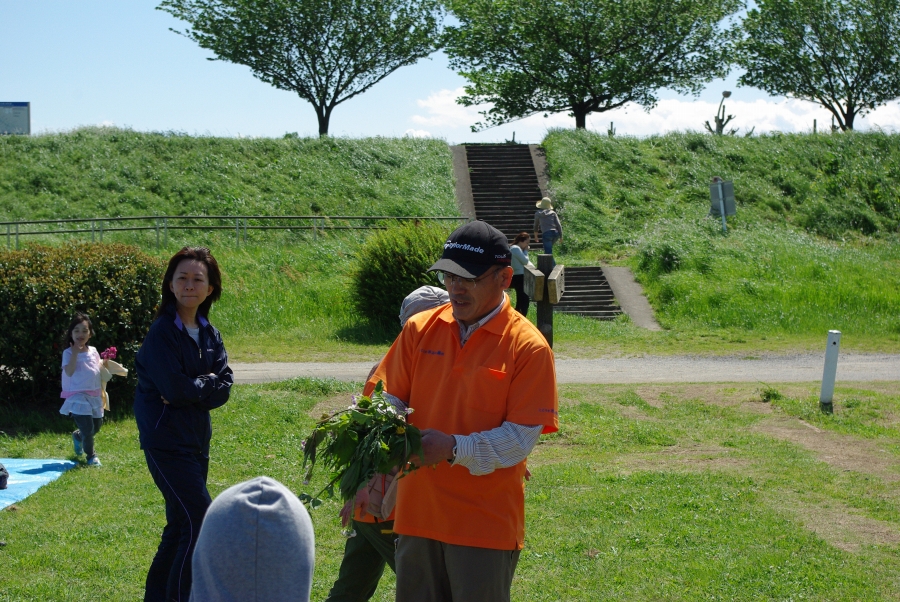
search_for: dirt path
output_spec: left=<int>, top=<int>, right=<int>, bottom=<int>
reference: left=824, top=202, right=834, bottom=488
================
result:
left=231, top=353, right=899, bottom=384
left=567, top=382, right=900, bottom=554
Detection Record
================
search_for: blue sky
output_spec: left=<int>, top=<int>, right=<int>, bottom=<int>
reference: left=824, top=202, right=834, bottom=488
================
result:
left=2, top=1, right=899, bottom=143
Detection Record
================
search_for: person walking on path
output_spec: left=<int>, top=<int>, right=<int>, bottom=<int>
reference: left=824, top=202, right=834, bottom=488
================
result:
left=134, top=246, right=233, bottom=602
left=59, top=312, right=105, bottom=467
left=509, top=232, right=535, bottom=317
left=189, top=476, right=315, bottom=602
left=366, top=220, right=559, bottom=601
left=533, top=197, right=563, bottom=255
left=326, top=285, right=449, bottom=602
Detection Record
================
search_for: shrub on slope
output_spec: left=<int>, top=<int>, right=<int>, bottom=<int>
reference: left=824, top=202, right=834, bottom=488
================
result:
left=0, top=243, right=163, bottom=403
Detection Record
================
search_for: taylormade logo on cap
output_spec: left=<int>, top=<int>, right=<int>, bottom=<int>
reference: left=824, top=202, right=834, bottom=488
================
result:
left=429, top=220, right=511, bottom=279
left=444, top=242, right=484, bottom=254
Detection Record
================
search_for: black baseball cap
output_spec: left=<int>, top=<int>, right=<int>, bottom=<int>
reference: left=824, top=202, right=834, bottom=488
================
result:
left=428, top=220, right=511, bottom=279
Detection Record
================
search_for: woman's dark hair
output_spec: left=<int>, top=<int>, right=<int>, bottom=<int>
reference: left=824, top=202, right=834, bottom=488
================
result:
left=156, top=246, right=223, bottom=319
left=63, top=311, right=94, bottom=347
left=513, top=232, right=531, bottom=244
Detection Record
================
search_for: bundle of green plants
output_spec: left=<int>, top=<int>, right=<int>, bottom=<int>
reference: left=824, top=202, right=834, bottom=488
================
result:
left=0, top=243, right=163, bottom=403
left=350, top=221, right=452, bottom=326
left=299, top=381, right=423, bottom=511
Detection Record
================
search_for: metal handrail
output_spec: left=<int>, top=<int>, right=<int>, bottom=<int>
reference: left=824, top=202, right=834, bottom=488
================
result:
left=0, top=215, right=463, bottom=225
left=3, top=214, right=466, bottom=250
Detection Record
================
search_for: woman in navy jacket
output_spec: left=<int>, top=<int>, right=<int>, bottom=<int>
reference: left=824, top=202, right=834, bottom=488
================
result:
left=134, top=246, right=233, bottom=602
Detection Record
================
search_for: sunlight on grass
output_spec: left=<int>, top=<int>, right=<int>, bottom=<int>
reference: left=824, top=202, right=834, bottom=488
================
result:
left=2, top=382, right=899, bottom=600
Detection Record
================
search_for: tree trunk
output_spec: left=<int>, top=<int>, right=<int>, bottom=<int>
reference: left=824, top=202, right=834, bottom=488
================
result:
left=573, top=108, right=587, bottom=129
left=843, top=108, right=855, bottom=131
left=315, top=105, right=331, bottom=137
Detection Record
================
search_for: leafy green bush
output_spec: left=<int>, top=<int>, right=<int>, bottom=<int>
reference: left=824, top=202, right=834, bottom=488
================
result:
left=0, top=243, right=164, bottom=404
left=638, top=241, right=684, bottom=275
left=350, top=222, right=452, bottom=326
left=758, top=386, right=784, bottom=403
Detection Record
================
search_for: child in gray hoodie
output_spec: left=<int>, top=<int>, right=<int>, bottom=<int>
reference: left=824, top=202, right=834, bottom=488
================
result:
left=190, top=476, right=315, bottom=602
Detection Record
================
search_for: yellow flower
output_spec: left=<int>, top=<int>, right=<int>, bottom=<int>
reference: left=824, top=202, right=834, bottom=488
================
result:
left=396, top=426, right=406, bottom=434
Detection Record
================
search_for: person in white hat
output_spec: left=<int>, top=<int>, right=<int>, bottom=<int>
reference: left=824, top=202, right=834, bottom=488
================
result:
left=533, top=197, right=563, bottom=254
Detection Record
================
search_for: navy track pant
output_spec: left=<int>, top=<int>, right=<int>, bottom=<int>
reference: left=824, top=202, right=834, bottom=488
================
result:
left=143, top=448, right=211, bottom=602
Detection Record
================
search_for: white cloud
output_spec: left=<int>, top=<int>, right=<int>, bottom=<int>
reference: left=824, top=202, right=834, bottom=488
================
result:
left=403, top=128, right=432, bottom=138
left=410, top=88, right=900, bottom=142
left=409, top=88, right=575, bottom=143
left=590, top=98, right=836, bottom=136
left=865, top=103, right=900, bottom=133
left=411, top=88, right=481, bottom=128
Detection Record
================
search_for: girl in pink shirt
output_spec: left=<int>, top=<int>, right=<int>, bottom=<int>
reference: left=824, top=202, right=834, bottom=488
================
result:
left=59, top=312, right=104, bottom=467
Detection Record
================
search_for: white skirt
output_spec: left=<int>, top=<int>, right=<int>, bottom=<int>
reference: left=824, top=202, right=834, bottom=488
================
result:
left=59, top=393, right=104, bottom=418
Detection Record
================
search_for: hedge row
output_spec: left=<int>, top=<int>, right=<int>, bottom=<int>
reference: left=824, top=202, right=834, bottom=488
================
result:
left=0, top=243, right=164, bottom=404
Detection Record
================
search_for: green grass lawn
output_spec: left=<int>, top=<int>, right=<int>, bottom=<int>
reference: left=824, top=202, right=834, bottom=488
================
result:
left=543, top=129, right=900, bottom=253
left=2, top=379, right=899, bottom=600
left=543, top=129, right=900, bottom=352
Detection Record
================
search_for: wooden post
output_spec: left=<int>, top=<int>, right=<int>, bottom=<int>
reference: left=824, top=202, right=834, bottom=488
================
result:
left=523, top=264, right=544, bottom=302
left=524, top=256, right=565, bottom=348
left=536, top=254, right=555, bottom=347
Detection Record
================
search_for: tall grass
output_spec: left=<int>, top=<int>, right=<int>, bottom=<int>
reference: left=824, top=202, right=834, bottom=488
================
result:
left=180, top=234, right=403, bottom=361
left=634, top=219, right=900, bottom=336
left=543, top=129, right=900, bottom=253
left=3, top=129, right=900, bottom=353
left=0, top=128, right=456, bottom=220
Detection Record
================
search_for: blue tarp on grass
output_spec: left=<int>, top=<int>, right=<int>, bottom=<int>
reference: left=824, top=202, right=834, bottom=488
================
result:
left=0, top=458, right=77, bottom=510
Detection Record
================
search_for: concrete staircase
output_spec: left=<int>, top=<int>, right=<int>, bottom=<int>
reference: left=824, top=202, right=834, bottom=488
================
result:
left=455, top=143, right=625, bottom=321
left=463, top=144, right=543, bottom=249
left=552, top=266, right=623, bottom=320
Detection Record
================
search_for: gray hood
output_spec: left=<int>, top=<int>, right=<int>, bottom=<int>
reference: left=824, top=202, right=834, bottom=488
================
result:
left=190, top=476, right=315, bottom=602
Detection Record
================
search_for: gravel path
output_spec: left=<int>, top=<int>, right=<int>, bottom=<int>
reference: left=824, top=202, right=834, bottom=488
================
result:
left=231, top=353, right=899, bottom=385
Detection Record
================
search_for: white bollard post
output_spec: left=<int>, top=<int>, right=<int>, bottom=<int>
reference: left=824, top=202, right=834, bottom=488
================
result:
left=819, top=330, right=841, bottom=412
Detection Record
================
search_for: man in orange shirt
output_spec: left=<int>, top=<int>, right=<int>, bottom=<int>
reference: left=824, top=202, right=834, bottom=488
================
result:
left=366, top=220, right=559, bottom=601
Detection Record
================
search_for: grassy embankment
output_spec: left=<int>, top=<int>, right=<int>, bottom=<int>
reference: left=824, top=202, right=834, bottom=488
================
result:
left=2, top=127, right=899, bottom=359
left=2, top=378, right=899, bottom=600
left=543, top=129, right=900, bottom=355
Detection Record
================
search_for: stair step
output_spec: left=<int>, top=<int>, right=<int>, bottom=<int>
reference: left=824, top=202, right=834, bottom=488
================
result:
left=471, top=185, right=542, bottom=189
left=563, top=290, right=613, bottom=295
left=462, top=144, right=626, bottom=320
